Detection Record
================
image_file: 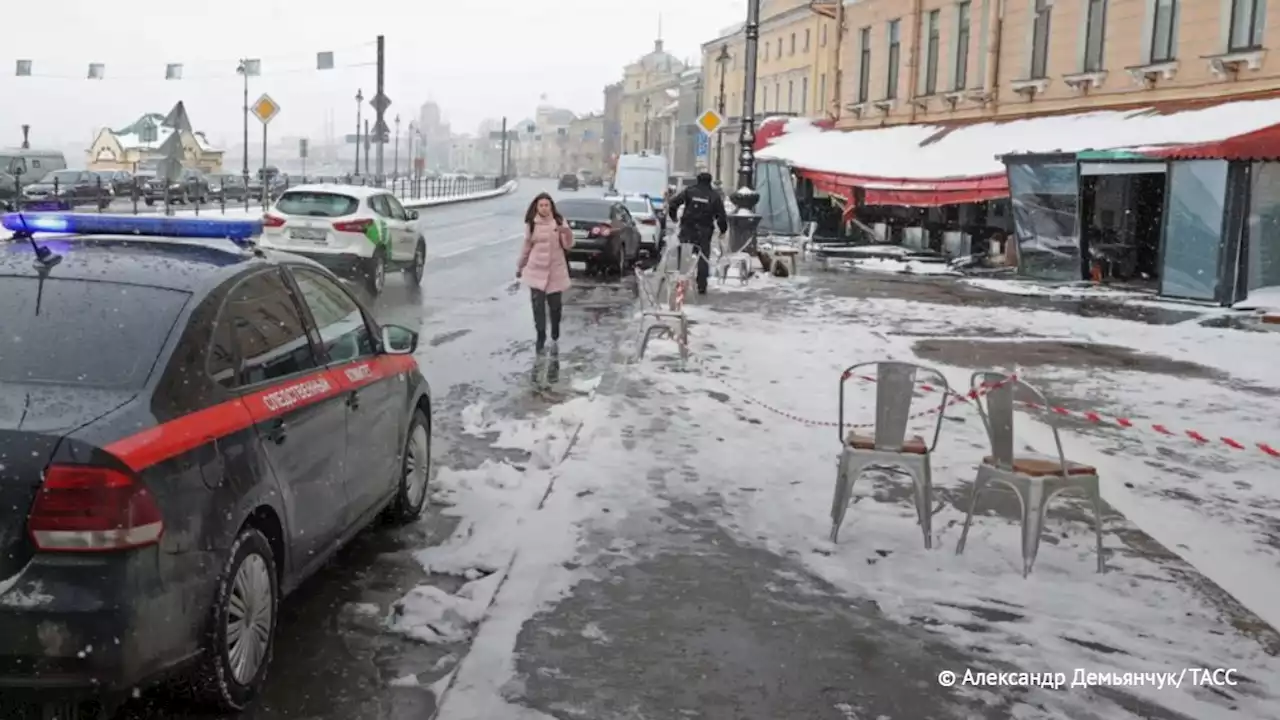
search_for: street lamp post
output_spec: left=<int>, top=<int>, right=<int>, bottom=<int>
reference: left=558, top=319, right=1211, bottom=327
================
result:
left=727, top=0, right=763, bottom=256
left=393, top=115, right=401, bottom=182
left=354, top=89, right=364, bottom=177
left=406, top=121, right=416, bottom=197
left=237, top=61, right=251, bottom=196
left=715, top=44, right=730, bottom=183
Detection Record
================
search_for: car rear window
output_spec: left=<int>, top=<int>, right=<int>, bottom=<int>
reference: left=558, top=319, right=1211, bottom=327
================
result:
left=275, top=191, right=359, bottom=218
left=0, top=278, right=188, bottom=388
left=625, top=200, right=651, bottom=215
left=558, top=200, right=612, bottom=222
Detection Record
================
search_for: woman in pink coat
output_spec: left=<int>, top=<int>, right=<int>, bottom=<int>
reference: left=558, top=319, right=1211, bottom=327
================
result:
left=516, top=192, right=574, bottom=354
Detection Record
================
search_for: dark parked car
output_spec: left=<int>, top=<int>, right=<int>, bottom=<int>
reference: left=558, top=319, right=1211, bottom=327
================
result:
left=95, top=169, right=136, bottom=197
left=140, top=167, right=211, bottom=205
left=21, top=170, right=112, bottom=210
left=0, top=212, right=433, bottom=718
left=558, top=197, right=642, bottom=276
left=558, top=173, right=579, bottom=191
left=208, top=173, right=250, bottom=202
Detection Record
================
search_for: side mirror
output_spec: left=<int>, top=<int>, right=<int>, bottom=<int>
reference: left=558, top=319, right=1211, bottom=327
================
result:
left=408, top=210, right=419, bottom=221
left=381, top=324, right=418, bottom=355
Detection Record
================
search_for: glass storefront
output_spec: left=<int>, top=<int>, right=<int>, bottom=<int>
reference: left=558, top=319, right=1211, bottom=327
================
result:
left=1006, top=160, right=1081, bottom=281
left=1246, top=162, right=1280, bottom=295
left=1160, top=160, right=1227, bottom=301
left=755, top=159, right=803, bottom=237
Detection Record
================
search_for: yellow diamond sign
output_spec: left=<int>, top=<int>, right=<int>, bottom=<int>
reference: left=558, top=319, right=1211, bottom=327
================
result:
left=696, top=109, right=723, bottom=135
left=251, top=93, right=281, bottom=124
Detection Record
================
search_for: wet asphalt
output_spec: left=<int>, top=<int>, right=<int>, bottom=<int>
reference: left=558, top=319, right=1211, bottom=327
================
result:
left=113, top=181, right=638, bottom=719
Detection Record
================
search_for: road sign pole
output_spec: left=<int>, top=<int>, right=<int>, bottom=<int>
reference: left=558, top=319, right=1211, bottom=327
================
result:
left=374, top=35, right=385, bottom=183
left=261, top=122, right=268, bottom=206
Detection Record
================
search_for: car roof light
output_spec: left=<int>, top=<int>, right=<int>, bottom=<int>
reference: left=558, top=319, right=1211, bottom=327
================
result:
left=0, top=212, right=261, bottom=247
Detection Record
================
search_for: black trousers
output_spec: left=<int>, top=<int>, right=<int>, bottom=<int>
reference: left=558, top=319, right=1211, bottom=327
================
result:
left=530, top=288, right=563, bottom=349
left=679, top=225, right=714, bottom=291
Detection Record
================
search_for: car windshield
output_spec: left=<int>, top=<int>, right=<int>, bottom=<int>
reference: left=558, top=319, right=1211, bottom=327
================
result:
left=557, top=200, right=612, bottom=222
left=0, top=278, right=188, bottom=388
left=625, top=200, right=652, bottom=215
left=275, top=191, right=359, bottom=217
left=46, top=170, right=80, bottom=184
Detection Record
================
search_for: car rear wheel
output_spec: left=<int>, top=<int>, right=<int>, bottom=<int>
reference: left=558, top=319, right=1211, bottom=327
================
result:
left=183, top=526, right=278, bottom=712
left=387, top=408, right=431, bottom=524
left=364, top=249, right=386, bottom=295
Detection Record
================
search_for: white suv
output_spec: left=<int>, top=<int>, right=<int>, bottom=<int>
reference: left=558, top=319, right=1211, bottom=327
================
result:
left=258, top=184, right=427, bottom=295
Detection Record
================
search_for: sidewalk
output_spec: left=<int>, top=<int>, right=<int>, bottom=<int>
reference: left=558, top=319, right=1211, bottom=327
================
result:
left=423, top=268, right=1280, bottom=720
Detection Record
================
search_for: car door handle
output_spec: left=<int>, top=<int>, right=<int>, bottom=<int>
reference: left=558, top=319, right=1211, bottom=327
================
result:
left=266, top=418, right=287, bottom=445
left=347, top=391, right=360, bottom=410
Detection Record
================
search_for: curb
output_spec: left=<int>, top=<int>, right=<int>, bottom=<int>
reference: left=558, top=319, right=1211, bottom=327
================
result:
left=403, top=181, right=519, bottom=210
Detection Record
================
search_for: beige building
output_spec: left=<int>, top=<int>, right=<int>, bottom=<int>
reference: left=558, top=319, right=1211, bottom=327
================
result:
left=700, top=0, right=844, bottom=181
left=619, top=39, right=687, bottom=156
left=566, top=114, right=606, bottom=177
left=87, top=102, right=223, bottom=173
left=837, top=0, right=1280, bottom=129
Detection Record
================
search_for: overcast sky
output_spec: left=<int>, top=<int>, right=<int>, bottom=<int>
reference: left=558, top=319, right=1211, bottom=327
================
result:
left=2, top=0, right=744, bottom=152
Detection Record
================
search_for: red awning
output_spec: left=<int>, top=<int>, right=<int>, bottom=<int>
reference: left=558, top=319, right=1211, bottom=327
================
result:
left=1154, top=122, right=1280, bottom=161
left=799, top=169, right=1008, bottom=207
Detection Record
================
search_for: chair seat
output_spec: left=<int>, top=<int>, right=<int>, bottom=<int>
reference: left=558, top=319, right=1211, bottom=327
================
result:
left=982, top=456, right=1097, bottom=476
left=773, top=246, right=801, bottom=256
left=846, top=432, right=928, bottom=455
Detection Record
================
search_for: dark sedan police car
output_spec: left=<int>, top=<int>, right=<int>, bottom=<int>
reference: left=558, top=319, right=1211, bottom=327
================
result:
left=0, top=213, right=433, bottom=718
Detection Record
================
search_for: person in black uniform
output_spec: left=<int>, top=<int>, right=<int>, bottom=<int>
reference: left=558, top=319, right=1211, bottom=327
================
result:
left=666, top=172, right=728, bottom=294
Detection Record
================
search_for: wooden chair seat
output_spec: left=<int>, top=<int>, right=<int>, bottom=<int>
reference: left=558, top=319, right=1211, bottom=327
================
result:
left=846, top=432, right=928, bottom=455
left=982, top=456, right=1097, bottom=476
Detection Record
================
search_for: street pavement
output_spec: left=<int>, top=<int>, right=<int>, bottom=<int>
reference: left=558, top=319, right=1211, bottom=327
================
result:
left=112, top=180, right=638, bottom=720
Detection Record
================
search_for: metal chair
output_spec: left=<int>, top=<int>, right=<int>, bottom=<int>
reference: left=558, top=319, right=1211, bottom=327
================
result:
left=714, top=232, right=751, bottom=285
left=830, top=361, right=951, bottom=549
left=635, top=266, right=688, bottom=366
left=655, top=242, right=703, bottom=308
left=955, top=371, right=1105, bottom=577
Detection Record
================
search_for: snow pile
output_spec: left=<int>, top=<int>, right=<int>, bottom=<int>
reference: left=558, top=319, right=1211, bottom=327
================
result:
left=630, top=287, right=1280, bottom=719
left=842, top=257, right=960, bottom=276
left=1234, top=285, right=1280, bottom=311
left=388, top=572, right=504, bottom=644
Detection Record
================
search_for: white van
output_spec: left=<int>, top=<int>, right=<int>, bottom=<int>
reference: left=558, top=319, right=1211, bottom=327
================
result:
left=611, top=153, right=668, bottom=205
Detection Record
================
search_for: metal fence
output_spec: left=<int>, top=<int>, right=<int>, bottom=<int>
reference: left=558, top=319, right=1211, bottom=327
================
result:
left=5, top=174, right=507, bottom=215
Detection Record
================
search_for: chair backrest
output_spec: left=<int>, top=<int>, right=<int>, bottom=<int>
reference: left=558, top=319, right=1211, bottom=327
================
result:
left=969, top=371, right=1066, bottom=470
left=838, top=360, right=952, bottom=451
left=661, top=242, right=702, bottom=278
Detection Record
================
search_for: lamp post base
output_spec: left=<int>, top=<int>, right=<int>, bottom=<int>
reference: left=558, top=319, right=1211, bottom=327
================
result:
left=726, top=186, right=762, bottom=257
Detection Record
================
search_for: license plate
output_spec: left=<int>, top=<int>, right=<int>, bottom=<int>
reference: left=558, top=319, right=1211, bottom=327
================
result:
left=572, top=230, right=589, bottom=239
left=290, top=228, right=327, bottom=242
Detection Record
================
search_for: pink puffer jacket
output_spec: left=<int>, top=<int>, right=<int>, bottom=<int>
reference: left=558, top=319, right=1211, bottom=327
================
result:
left=518, top=215, right=574, bottom=294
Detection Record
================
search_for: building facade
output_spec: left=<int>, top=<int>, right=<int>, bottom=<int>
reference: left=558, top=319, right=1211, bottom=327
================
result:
left=619, top=39, right=686, bottom=156
left=87, top=101, right=223, bottom=174
left=700, top=0, right=843, bottom=183
left=603, top=81, right=624, bottom=174
left=566, top=113, right=606, bottom=177
left=837, top=0, right=1280, bottom=128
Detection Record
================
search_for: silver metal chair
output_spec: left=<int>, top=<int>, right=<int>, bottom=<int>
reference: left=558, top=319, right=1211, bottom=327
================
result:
left=655, top=242, right=703, bottom=308
left=635, top=267, right=688, bottom=366
left=830, top=361, right=951, bottom=549
left=955, top=371, right=1105, bottom=577
left=713, top=232, right=752, bottom=285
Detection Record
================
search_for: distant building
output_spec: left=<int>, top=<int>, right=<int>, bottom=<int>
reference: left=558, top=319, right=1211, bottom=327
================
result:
left=619, top=38, right=686, bottom=156
left=602, top=81, right=624, bottom=172
left=86, top=102, right=223, bottom=173
left=566, top=114, right=606, bottom=177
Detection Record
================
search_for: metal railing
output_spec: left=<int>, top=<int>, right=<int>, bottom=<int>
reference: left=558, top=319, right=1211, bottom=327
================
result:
left=4, top=174, right=508, bottom=216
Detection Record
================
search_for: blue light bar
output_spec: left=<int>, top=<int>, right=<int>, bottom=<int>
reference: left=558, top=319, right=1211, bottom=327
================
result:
left=1, top=212, right=262, bottom=246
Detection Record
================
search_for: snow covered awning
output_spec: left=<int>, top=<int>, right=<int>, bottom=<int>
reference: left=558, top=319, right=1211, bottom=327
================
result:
left=758, top=95, right=1280, bottom=206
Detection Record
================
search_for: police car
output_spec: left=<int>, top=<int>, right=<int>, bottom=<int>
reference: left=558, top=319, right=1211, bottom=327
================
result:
left=0, top=213, right=433, bottom=717
left=258, top=184, right=428, bottom=296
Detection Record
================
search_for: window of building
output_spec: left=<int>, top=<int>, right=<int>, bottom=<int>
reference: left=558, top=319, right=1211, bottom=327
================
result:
left=1084, top=0, right=1107, bottom=72
left=788, top=80, right=795, bottom=112
left=777, top=37, right=783, bottom=57
left=763, top=42, right=769, bottom=62
left=857, top=27, right=871, bottom=103
left=1031, top=0, right=1053, bottom=78
left=956, top=1, right=971, bottom=89
left=887, top=20, right=901, bottom=100
left=763, top=85, right=770, bottom=112
left=819, top=73, right=827, bottom=113
left=1229, top=0, right=1265, bottom=50
left=805, top=28, right=811, bottom=52
left=822, top=24, right=829, bottom=47
left=790, top=33, right=796, bottom=55
left=925, top=10, right=941, bottom=94
left=1150, top=0, right=1178, bottom=61
left=801, top=76, right=809, bottom=114
left=776, top=82, right=782, bottom=111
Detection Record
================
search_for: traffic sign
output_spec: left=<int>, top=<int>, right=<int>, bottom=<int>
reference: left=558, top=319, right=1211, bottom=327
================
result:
left=370, top=93, right=392, bottom=113
left=251, top=94, right=280, bottom=124
left=696, top=109, right=723, bottom=135
left=695, top=132, right=709, bottom=158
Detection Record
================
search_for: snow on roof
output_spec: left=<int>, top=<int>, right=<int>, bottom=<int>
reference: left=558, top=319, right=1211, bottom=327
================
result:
left=757, top=97, right=1280, bottom=181
left=114, top=125, right=177, bottom=151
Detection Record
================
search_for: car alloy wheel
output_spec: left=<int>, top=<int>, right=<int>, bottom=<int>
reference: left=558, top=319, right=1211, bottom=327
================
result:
left=388, top=408, right=431, bottom=523
left=226, top=553, right=273, bottom=684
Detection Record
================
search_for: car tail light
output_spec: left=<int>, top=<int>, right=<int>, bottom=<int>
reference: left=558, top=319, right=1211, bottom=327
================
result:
left=334, top=218, right=373, bottom=233
left=262, top=214, right=286, bottom=228
left=28, top=464, right=165, bottom=552
left=589, top=225, right=612, bottom=237
left=640, top=217, right=657, bottom=226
